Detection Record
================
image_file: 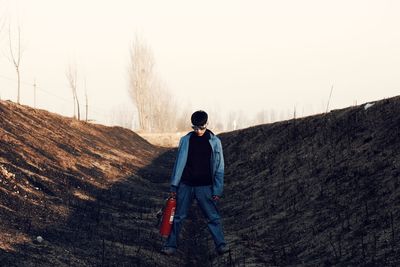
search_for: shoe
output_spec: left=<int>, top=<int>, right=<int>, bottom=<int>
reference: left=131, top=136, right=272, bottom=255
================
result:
left=161, top=246, right=176, bottom=255
left=216, top=244, right=229, bottom=255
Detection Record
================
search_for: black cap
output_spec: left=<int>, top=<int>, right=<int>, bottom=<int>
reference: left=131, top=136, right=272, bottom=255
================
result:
left=191, top=110, right=208, bottom=126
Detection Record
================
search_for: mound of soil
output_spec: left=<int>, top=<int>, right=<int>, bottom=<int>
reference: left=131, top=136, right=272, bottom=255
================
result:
left=0, top=100, right=183, bottom=266
left=216, top=96, right=400, bottom=266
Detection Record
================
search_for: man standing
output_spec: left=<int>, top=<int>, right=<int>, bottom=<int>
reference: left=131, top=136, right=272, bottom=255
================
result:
left=161, top=110, right=229, bottom=255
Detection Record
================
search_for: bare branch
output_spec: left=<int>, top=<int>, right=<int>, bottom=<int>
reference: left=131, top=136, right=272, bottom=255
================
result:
left=326, top=84, right=334, bottom=113
left=8, top=22, right=22, bottom=104
left=66, top=63, right=80, bottom=120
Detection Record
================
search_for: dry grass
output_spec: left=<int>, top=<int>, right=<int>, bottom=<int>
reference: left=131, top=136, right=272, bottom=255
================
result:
left=137, top=132, right=187, bottom=147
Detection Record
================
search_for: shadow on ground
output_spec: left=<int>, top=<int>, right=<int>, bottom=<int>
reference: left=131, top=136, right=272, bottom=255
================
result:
left=0, top=149, right=181, bottom=267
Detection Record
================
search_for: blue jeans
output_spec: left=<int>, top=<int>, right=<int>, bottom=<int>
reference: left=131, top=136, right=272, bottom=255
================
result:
left=164, top=184, right=226, bottom=249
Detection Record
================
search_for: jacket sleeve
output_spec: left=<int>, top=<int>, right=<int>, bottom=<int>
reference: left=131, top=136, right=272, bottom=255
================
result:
left=170, top=137, right=183, bottom=190
left=212, top=138, right=225, bottom=196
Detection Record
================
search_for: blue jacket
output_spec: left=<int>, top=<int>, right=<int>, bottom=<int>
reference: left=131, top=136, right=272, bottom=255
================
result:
left=170, top=131, right=225, bottom=196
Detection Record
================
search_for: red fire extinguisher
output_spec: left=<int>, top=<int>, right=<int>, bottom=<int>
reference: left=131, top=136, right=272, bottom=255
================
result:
left=159, top=196, right=176, bottom=237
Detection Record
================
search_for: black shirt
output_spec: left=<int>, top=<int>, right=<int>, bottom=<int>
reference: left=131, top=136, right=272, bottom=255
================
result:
left=181, top=130, right=213, bottom=186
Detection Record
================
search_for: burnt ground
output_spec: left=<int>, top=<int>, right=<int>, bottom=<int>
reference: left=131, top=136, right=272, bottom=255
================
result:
left=1, top=95, right=400, bottom=266
left=0, top=101, right=186, bottom=266
left=216, top=96, right=400, bottom=266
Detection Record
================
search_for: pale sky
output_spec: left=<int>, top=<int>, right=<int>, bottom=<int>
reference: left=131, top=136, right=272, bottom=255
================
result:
left=0, top=0, right=399, bottom=127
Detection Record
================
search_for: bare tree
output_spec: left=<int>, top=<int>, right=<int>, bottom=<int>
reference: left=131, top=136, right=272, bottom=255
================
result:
left=128, top=36, right=155, bottom=132
left=227, top=111, right=236, bottom=131
left=108, top=104, right=135, bottom=129
left=84, top=77, right=88, bottom=122
left=326, top=84, right=334, bottom=113
left=0, top=4, right=5, bottom=101
left=206, top=106, right=224, bottom=132
left=33, top=78, right=37, bottom=108
left=269, top=109, right=276, bottom=123
left=8, top=23, right=23, bottom=104
left=128, top=36, right=185, bottom=133
left=254, top=109, right=270, bottom=126
left=226, top=110, right=250, bottom=131
left=0, top=10, right=5, bottom=38
left=0, top=13, right=4, bottom=100
left=176, top=103, right=193, bottom=131
left=66, top=63, right=80, bottom=120
left=0, top=1, right=7, bottom=42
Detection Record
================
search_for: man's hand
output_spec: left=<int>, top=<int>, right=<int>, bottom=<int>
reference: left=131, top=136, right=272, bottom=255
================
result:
left=169, top=191, right=177, bottom=199
left=212, top=195, right=220, bottom=201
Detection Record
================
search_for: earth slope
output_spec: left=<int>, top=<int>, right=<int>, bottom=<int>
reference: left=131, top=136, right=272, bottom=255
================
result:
left=0, top=100, right=183, bottom=266
left=216, top=96, right=400, bottom=266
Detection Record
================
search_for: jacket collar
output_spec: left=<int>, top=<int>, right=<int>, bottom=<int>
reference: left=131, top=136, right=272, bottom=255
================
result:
left=187, top=129, right=215, bottom=138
